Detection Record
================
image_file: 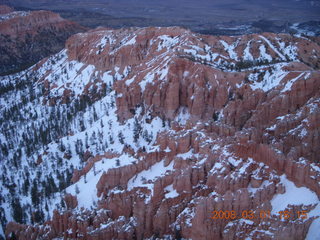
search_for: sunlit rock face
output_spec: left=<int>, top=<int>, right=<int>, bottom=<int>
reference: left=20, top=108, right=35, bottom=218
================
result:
left=1, top=25, right=320, bottom=240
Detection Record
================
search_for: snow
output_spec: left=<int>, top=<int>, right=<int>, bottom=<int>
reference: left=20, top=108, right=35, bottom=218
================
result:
left=123, top=36, right=137, bottom=46
left=183, top=49, right=197, bottom=55
left=164, top=147, right=171, bottom=153
left=125, top=76, right=135, bottom=86
left=310, top=164, right=320, bottom=173
left=276, top=115, right=286, bottom=121
left=220, top=40, right=238, bottom=60
left=278, top=41, right=298, bottom=60
left=0, top=11, right=30, bottom=22
left=238, top=158, right=253, bottom=175
left=209, top=162, right=223, bottom=174
left=266, top=124, right=276, bottom=131
left=281, top=72, right=305, bottom=93
left=249, top=63, right=288, bottom=92
left=176, top=149, right=199, bottom=160
left=102, top=71, right=114, bottom=85
left=243, top=41, right=253, bottom=61
left=271, top=175, right=320, bottom=239
left=306, top=204, right=320, bottom=240
left=259, top=36, right=286, bottom=61
left=66, top=154, right=137, bottom=209
left=259, top=45, right=273, bottom=62
left=177, top=207, right=195, bottom=227
left=96, top=31, right=116, bottom=50
left=299, top=128, right=308, bottom=138
left=139, top=72, right=154, bottom=92
left=175, top=108, right=191, bottom=125
left=240, top=219, right=254, bottom=225
left=127, top=159, right=174, bottom=201
left=157, top=35, right=180, bottom=51
left=165, top=184, right=179, bottom=198
left=41, top=51, right=98, bottom=97
left=227, top=156, right=240, bottom=167
left=248, top=180, right=272, bottom=195
left=271, top=175, right=319, bottom=212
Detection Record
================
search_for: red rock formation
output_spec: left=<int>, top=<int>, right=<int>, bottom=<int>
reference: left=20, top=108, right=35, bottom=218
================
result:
left=0, top=5, right=13, bottom=14
left=0, top=5, right=87, bottom=74
left=4, top=26, right=320, bottom=240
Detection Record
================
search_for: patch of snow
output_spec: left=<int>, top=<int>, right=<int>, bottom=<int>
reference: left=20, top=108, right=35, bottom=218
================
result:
left=271, top=175, right=319, bottom=215
left=127, top=159, right=174, bottom=201
left=240, top=219, right=254, bottom=225
left=66, top=154, right=137, bottom=209
left=139, top=72, right=154, bottom=92
left=310, top=164, right=320, bottom=173
left=259, top=45, right=273, bottom=62
left=177, top=207, right=195, bottom=228
left=299, top=128, right=308, bottom=138
left=176, top=149, right=199, bottom=160
left=164, top=147, right=171, bottom=153
left=238, top=158, right=253, bottom=175
left=183, top=49, right=197, bottom=55
left=227, top=156, right=240, bottom=167
left=157, top=35, right=180, bottom=51
left=125, top=77, right=135, bottom=86
left=248, top=180, right=272, bottom=195
left=220, top=40, right=239, bottom=60
left=0, top=11, right=30, bottom=22
left=266, top=124, right=276, bottom=131
left=175, top=108, right=191, bottom=125
left=165, top=184, right=179, bottom=198
left=306, top=204, right=320, bottom=240
left=243, top=41, right=253, bottom=61
left=281, top=72, right=305, bottom=93
left=209, top=162, right=223, bottom=174
left=259, top=35, right=286, bottom=60
left=123, top=36, right=137, bottom=46
left=249, top=63, right=288, bottom=92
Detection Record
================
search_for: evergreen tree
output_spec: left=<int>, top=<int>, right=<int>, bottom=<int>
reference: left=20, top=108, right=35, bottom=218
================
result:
left=133, top=117, right=142, bottom=143
left=11, top=198, right=23, bottom=223
left=31, top=180, right=39, bottom=206
left=22, top=176, right=30, bottom=196
left=118, top=131, right=125, bottom=144
left=33, top=208, right=44, bottom=223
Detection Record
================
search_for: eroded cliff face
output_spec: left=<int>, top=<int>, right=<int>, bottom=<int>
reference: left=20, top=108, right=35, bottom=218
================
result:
left=1, top=26, right=320, bottom=240
left=0, top=5, right=13, bottom=14
left=0, top=5, right=87, bottom=75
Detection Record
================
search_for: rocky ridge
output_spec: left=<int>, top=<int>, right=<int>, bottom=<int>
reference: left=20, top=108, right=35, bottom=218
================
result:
left=0, top=5, right=86, bottom=75
left=0, top=26, right=319, bottom=239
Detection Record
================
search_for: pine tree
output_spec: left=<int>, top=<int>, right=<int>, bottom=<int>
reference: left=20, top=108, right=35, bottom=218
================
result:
left=116, top=159, right=120, bottom=167
left=133, top=118, right=142, bottom=143
left=85, top=132, right=89, bottom=149
left=93, top=106, right=98, bottom=122
left=33, top=208, right=44, bottom=223
left=22, top=176, right=30, bottom=196
left=31, top=180, right=39, bottom=206
left=75, top=184, right=80, bottom=194
left=60, top=198, right=65, bottom=209
left=84, top=173, right=87, bottom=184
left=12, top=198, right=23, bottom=223
left=118, top=131, right=125, bottom=144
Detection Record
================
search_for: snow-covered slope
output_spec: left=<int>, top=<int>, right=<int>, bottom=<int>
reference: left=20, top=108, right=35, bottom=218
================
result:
left=0, top=27, right=319, bottom=240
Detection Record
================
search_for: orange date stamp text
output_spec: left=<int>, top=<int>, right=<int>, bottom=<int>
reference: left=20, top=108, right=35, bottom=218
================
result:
left=210, top=210, right=308, bottom=220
